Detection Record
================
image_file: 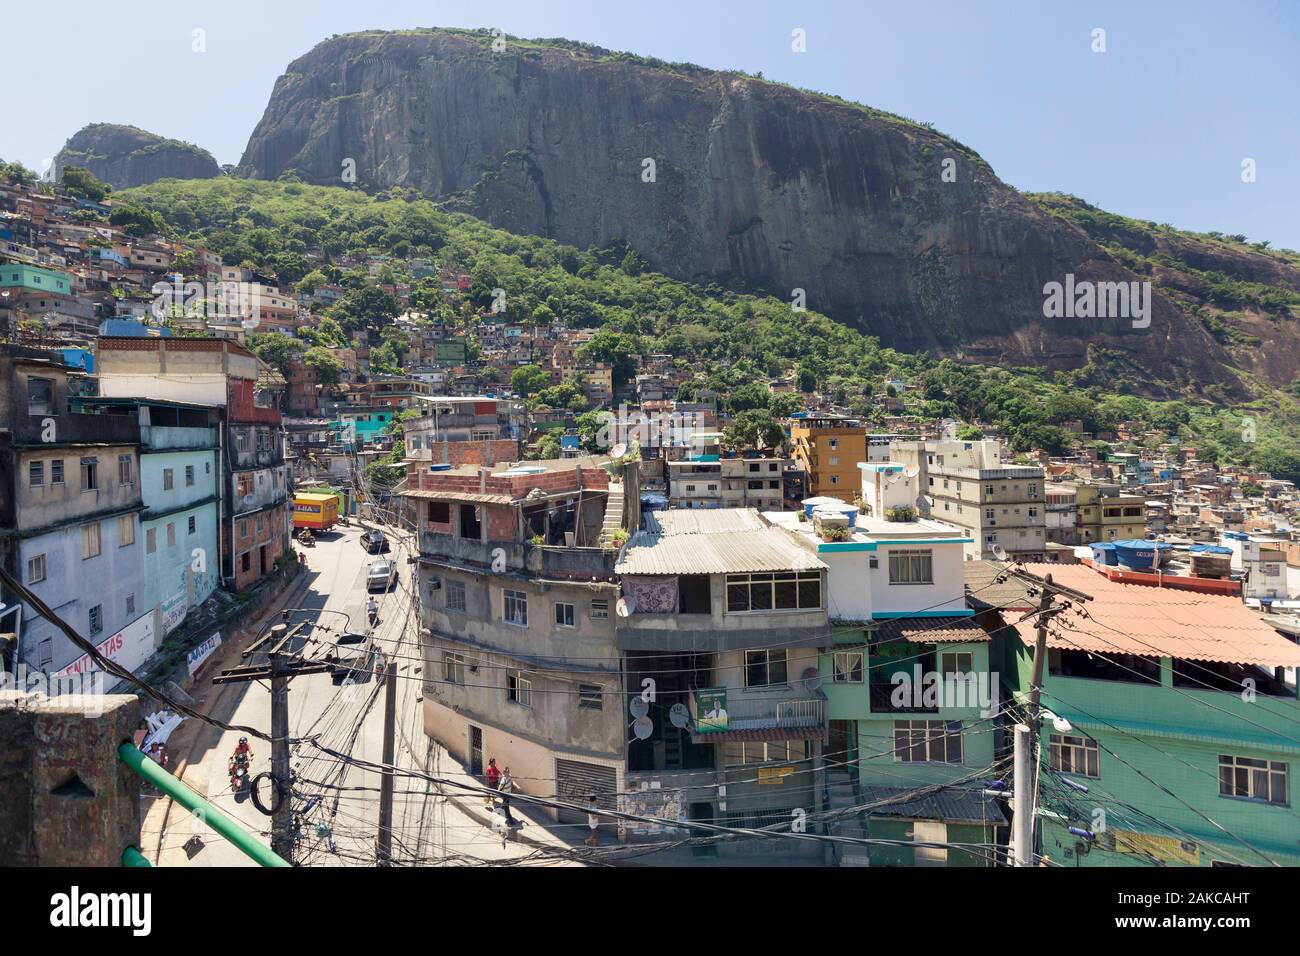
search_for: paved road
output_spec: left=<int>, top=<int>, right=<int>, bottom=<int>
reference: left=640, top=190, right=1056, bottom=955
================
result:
left=147, top=524, right=560, bottom=867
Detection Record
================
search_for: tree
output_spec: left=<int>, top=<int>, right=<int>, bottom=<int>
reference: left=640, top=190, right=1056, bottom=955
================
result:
left=59, top=165, right=110, bottom=202
left=109, top=203, right=165, bottom=237
left=725, top=381, right=771, bottom=414
left=303, top=347, right=344, bottom=388
left=723, top=409, right=785, bottom=451
left=769, top=391, right=805, bottom=418
left=246, top=331, right=300, bottom=376
left=332, top=285, right=400, bottom=331
left=575, top=329, right=639, bottom=387
left=955, top=424, right=985, bottom=441
left=511, top=364, right=552, bottom=398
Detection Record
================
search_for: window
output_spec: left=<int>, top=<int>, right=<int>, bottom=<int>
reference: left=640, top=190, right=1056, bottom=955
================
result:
left=88, top=604, right=103, bottom=636
left=894, top=720, right=963, bottom=764
left=50, top=459, right=64, bottom=485
left=1050, top=734, right=1100, bottom=778
left=504, top=589, right=528, bottom=627
left=82, top=522, right=101, bottom=559
left=27, top=554, right=46, bottom=584
left=940, top=651, right=973, bottom=677
left=27, top=377, right=53, bottom=415
left=591, top=600, right=609, bottom=620
left=426, top=501, right=450, bottom=524
left=185, top=465, right=195, bottom=487
left=38, top=638, right=52, bottom=668
left=1219, top=755, right=1288, bottom=805
left=555, top=602, right=575, bottom=627
left=163, top=468, right=174, bottom=490
left=726, top=571, right=822, bottom=612
left=166, top=522, right=176, bottom=547
left=507, top=671, right=532, bottom=706
left=888, top=550, right=933, bottom=585
left=830, top=475, right=839, bottom=485
left=118, top=455, right=132, bottom=484
left=446, top=580, right=466, bottom=612
left=578, top=684, right=603, bottom=710
left=30, top=459, right=47, bottom=487
left=81, top=458, right=98, bottom=491
left=745, top=648, right=788, bottom=687
left=118, top=515, right=135, bottom=547
left=146, top=528, right=157, bottom=553
left=188, top=516, right=196, bottom=535
left=444, top=653, right=467, bottom=685
left=833, top=651, right=864, bottom=683
left=126, top=593, right=135, bottom=616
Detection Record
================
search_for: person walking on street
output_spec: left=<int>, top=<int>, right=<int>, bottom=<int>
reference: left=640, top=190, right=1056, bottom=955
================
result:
left=484, top=757, right=501, bottom=808
left=498, top=766, right=519, bottom=827
left=585, top=793, right=600, bottom=846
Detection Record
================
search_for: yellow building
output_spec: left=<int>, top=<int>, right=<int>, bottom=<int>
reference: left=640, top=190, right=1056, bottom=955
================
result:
left=789, top=416, right=867, bottom=503
left=1075, top=484, right=1146, bottom=543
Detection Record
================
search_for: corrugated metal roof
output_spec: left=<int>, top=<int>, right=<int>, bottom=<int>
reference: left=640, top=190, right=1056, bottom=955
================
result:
left=1013, top=563, right=1300, bottom=668
left=617, top=508, right=826, bottom=575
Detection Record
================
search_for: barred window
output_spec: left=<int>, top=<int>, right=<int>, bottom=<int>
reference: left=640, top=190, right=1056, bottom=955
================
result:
left=726, top=571, right=821, bottom=612
left=1050, top=734, right=1100, bottom=778
left=894, top=719, right=963, bottom=764
left=578, top=684, right=603, bottom=710
left=888, top=550, right=933, bottom=585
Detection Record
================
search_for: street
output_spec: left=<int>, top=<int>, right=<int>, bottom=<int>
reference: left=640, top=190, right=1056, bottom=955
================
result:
left=142, top=524, right=565, bottom=867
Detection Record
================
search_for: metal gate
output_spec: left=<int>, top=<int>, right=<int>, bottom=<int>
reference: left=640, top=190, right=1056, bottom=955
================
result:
left=554, top=759, right=617, bottom=826
left=469, top=726, right=483, bottom=776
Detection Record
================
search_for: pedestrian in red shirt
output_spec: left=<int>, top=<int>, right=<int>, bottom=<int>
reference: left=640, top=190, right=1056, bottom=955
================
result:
left=484, top=758, right=501, bottom=808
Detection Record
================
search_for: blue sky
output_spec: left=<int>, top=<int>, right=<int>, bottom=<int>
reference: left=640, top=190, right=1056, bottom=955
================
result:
left=3, top=0, right=1297, bottom=248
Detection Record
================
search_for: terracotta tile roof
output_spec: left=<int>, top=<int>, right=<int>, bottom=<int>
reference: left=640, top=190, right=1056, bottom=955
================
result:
left=1013, top=563, right=1300, bottom=668
left=689, top=726, right=828, bottom=744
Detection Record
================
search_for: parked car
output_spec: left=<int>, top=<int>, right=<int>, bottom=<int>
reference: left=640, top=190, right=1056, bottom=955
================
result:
left=360, top=529, right=388, bottom=553
left=326, top=632, right=374, bottom=685
left=367, top=560, right=398, bottom=592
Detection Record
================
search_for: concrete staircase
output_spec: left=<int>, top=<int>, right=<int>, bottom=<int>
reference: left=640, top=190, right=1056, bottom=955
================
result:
left=598, top=482, right=625, bottom=548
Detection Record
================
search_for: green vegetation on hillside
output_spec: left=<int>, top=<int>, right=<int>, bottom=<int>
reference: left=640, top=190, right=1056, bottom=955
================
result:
left=120, top=177, right=1300, bottom=482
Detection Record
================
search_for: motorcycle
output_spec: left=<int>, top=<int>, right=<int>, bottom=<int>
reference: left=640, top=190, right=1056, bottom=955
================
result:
left=367, top=604, right=380, bottom=628
left=298, top=531, right=315, bottom=548
left=228, top=753, right=251, bottom=793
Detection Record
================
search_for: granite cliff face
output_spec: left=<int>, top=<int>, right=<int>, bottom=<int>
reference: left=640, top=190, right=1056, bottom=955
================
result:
left=237, top=30, right=1241, bottom=389
left=55, top=124, right=220, bottom=189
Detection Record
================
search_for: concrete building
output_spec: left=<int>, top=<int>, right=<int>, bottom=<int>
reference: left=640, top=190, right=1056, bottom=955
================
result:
left=0, top=346, right=148, bottom=676
left=72, top=397, right=221, bottom=634
left=789, top=416, right=868, bottom=503
left=95, top=337, right=292, bottom=592
left=1075, top=483, right=1147, bottom=544
left=616, top=508, right=830, bottom=861
left=892, top=440, right=1046, bottom=561
left=404, top=457, right=636, bottom=831
left=667, top=451, right=784, bottom=511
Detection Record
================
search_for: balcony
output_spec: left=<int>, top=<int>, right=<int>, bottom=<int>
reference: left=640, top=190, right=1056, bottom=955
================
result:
left=689, top=688, right=827, bottom=743
left=416, top=531, right=617, bottom=579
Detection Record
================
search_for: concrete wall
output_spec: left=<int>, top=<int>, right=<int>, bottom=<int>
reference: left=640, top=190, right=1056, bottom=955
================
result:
left=0, top=692, right=141, bottom=866
left=14, top=443, right=140, bottom=533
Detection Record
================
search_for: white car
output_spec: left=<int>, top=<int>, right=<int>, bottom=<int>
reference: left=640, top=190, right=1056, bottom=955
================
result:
left=366, top=560, right=397, bottom=592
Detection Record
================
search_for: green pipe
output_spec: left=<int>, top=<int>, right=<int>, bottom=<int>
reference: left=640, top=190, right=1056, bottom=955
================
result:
left=117, top=744, right=290, bottom=868
left=121, top=845, right=152, bottom=867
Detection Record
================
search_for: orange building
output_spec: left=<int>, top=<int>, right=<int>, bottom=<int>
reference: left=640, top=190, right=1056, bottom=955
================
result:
left=789, top=416, right=867, bottom=503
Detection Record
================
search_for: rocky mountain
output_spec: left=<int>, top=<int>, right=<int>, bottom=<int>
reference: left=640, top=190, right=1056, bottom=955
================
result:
left=55, top=124, right=220, bottom=189
left=233, top=28, right=1278, bottom=394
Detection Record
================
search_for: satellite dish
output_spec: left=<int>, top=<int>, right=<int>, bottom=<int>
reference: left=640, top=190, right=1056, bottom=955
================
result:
left=610, top=442, right=628, bottom=459
left=616, top=596, right=635, bottom=617
left=632, top=716, right=654, bottom=740
left=991, top=543, right=1008, bottom=561
left=669, top=703, right=690, bottom=729
left=904, top=465, right=921, bottom=479
left=629, top=696, right=649, bottom=719
left=802, top=667, right=822, bottom=691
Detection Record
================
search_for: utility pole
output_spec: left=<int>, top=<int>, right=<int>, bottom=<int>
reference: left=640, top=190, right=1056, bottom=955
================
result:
left=1006, top=569, right=1093, bottom=866
left=376, top=655, right=397, bottom=866
left=214, top=619, right=333, bottom=866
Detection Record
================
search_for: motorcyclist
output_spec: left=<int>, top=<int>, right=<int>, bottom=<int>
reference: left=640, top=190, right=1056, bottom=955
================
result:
left=367, top=596, right=379, bottom=625
left=232, top=736, right=252, bottom=765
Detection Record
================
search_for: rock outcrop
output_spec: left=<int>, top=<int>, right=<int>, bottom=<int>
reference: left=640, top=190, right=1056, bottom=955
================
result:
left=238, top=29, right=1239, bottom=388
left=55, top=124, right=220, bottom=189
